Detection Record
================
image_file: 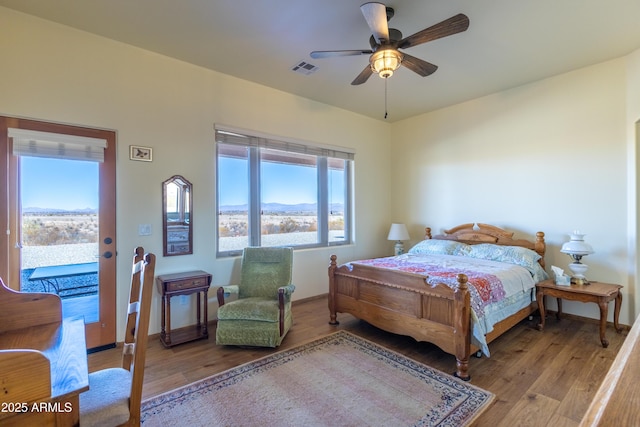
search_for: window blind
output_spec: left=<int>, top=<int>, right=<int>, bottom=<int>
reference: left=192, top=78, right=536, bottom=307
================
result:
left=9, top=128, right=108, bottom=162
left=214, top=126, right=355, bottom=161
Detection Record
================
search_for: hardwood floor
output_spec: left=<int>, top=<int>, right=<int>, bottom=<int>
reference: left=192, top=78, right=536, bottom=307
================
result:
left=88, top=295, right=627, bottom=426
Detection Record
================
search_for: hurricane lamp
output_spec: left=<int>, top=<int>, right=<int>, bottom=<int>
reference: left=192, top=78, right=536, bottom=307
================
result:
left=560, top=231, right=594, bottom=285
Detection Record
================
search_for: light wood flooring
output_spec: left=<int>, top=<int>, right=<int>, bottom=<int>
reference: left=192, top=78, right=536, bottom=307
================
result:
left=87, top=296, right=627, bottom=427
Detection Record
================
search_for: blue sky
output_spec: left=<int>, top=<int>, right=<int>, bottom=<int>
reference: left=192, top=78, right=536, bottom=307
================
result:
left=20, top=156, right=343, bottom=210
left=219, top=157, right=319, bottom=206
left=20, top=157, right=98, bottom=210
left=218, top=158, right=345, bottom=206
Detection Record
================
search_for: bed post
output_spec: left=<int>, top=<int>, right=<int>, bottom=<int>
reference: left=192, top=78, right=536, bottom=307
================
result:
left=453, top=273, right=471, bottom=381
left=328, top=255, right=339, bottom=325
left=425, top=227, right=432, bottom=239
left=535, top=231, right=546, bottom=269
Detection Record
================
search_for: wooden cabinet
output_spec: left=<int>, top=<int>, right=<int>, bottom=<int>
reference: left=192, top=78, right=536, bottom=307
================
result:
left=156, top=270, right=211, bottom=347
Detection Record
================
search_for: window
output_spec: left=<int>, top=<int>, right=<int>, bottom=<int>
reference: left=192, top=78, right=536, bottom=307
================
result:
left=215, top=127, right=354, bottom=256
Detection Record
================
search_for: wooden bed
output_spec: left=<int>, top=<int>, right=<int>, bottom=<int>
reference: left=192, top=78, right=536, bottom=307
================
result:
left=328, top=223, right=546, bottom=380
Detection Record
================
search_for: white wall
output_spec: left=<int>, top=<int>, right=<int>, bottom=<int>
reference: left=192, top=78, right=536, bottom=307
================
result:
left=391, top=58, right=634, bottom=325
left=0, top=7, right=392, bottom=338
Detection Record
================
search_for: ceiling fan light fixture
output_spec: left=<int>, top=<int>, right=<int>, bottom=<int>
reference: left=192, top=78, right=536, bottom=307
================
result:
left=370, top=48, right=403, bottom=79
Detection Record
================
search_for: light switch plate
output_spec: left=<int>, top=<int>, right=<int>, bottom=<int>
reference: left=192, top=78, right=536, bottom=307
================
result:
left=138, top=224, right=152, bottom=236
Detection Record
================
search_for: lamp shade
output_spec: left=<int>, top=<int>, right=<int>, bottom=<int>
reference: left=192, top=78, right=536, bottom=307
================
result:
left=560, top=231, right=594, bottom=255
left=387, top=223, right=410, bottom=241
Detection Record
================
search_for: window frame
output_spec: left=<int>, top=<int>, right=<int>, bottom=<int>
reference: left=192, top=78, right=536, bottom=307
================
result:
left=215, top=127, right=354, bottom=257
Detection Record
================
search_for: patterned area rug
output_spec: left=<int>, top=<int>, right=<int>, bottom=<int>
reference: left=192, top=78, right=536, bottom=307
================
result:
left=141, top=331, right=494, bottom=426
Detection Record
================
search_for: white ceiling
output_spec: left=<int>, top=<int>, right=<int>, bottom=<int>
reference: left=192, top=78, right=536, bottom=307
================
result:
left=2, top=0, right=640, bottom=122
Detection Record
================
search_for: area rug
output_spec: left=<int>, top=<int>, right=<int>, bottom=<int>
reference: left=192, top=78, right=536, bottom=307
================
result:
left=140, top=331, right=494, bottom=426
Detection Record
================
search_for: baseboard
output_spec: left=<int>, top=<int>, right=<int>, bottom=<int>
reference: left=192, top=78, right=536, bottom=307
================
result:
left=292, top=293, right=327, bottom=305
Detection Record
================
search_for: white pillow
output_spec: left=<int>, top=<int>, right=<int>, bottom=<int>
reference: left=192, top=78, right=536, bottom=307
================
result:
left=408, top=239, right=470, bottom=256
left=464, top=244, right=541, bottom=271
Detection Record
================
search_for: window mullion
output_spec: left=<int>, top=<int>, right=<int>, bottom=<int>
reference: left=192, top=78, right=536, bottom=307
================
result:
left=344, top=160, right=352, bottom=244
left=249, top=147, right=261, bottom=246
left=317, top=157, right=328, bottom=245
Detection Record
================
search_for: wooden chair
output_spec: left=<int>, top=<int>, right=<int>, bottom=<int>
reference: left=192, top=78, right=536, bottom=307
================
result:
left=0, top=277, right=62, bottom=332
left=0, top=277, right=60, bottom=407
left=0, top=277, right=88, bottom=426
left=79, top=247, right=156, bottom=426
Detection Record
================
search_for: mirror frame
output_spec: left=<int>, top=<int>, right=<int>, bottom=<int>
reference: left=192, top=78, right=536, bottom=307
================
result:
left=162, top=175, right=193, bottom=256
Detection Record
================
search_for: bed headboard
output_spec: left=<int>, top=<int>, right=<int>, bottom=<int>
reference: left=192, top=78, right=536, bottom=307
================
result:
left=425, top=223, right=546, bottom=267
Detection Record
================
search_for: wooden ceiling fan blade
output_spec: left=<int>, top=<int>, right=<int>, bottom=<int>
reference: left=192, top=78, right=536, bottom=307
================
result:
left=401, top=53, right=438, bottom=77
left=398, top=13, right=469, bottom=49
left=310, top=50, right=372, bottom=59
left=351, top=65, right=373, bottom=85
left=360, top=2, right=389, bottom=44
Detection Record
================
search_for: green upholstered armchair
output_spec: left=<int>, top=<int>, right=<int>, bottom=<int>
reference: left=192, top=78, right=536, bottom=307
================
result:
left=216, top=247, right=295, bottom=347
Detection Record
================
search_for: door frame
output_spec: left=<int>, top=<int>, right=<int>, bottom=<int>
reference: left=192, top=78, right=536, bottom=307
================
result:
left=0, top=116, right=117, bottom=349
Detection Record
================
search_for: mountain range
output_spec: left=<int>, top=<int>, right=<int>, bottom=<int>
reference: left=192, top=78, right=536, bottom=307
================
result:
left=23, top=207, right=98, bottom=214
left=220, top=202, right=343, bottom=214
left=24, top=203, right=343, bottom=215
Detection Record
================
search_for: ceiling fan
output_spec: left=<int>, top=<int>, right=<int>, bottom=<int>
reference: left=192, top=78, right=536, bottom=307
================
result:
left=310, top=2, right=469, bottom=85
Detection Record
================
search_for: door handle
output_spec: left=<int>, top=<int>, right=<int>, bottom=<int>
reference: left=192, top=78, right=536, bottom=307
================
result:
left=103, top=251, right=113, bottom=259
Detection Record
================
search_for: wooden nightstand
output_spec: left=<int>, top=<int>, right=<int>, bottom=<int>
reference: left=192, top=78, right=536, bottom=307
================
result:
left=536, top=279, right=622, bottom=348
left=156, top=270, right=212, bottom=347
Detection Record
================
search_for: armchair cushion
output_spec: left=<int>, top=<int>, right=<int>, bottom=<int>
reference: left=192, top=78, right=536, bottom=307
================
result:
left=239, top=247, right=293, bottom=299
left=217, top=297, right=281, bottom=322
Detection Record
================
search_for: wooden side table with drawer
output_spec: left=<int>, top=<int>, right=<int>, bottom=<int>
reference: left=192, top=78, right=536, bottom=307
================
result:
left=156, top=270, right=212, bottom=347
left=536, top=279, right=623, bottom=348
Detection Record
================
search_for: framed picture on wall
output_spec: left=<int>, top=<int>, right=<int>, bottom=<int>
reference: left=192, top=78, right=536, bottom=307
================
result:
left=130, top=145, right=153, bottom=162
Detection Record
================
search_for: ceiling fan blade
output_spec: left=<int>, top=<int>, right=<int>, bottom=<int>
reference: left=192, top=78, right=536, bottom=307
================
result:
left=310, top=50, right=372, bottom=59
left=351, top=65, right=373, bottom=85
left=360, top=2, right=389, bottom=44
left=401, top=53, right=438, bottom=77
left=398, top=13, right=469, bottom=49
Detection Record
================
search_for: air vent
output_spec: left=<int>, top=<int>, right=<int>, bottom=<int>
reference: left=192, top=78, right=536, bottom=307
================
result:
left=291, top=60, right=319, bottom=75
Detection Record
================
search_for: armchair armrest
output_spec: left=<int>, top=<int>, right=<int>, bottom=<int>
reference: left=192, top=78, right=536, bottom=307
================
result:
left=278, top=284, right=296, bottom=299
left=277, top=284, right=295, bottom=337
left=216, top=285, right=239, bottom=306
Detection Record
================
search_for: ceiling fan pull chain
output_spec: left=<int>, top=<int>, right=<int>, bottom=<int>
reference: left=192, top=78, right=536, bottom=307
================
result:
left=384, top=78, right=388, bottom=120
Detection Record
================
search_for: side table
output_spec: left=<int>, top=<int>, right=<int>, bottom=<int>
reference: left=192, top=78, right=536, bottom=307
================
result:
left=156, top=270, right=212, bottom=347
left=536, top=279, right=622, bottom=348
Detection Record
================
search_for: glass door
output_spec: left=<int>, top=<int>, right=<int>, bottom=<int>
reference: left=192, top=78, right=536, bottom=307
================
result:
left=0, top=116, right=117, bottom=350
left=19, top=157, right=101, bottom=323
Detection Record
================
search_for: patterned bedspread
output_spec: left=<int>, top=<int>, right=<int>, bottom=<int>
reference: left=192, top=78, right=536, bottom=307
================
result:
left=349, top=253, right=537, bottom=356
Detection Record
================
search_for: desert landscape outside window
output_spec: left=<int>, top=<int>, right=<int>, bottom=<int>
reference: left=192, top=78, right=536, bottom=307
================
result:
left=215, top=127, right=353, bottom=256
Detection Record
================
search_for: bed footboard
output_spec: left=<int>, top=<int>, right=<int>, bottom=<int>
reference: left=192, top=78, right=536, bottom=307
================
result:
left=328, top=255, right=472, bottom=380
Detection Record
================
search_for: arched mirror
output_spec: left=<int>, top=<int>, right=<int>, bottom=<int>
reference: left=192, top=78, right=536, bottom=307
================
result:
left=162, top=175, right=193, bottom=256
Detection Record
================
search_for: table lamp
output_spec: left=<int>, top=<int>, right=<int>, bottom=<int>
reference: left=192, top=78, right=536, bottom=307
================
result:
left=388, top=223, right=410, bottom=256
left=560, top=231, right=594, bottom=285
